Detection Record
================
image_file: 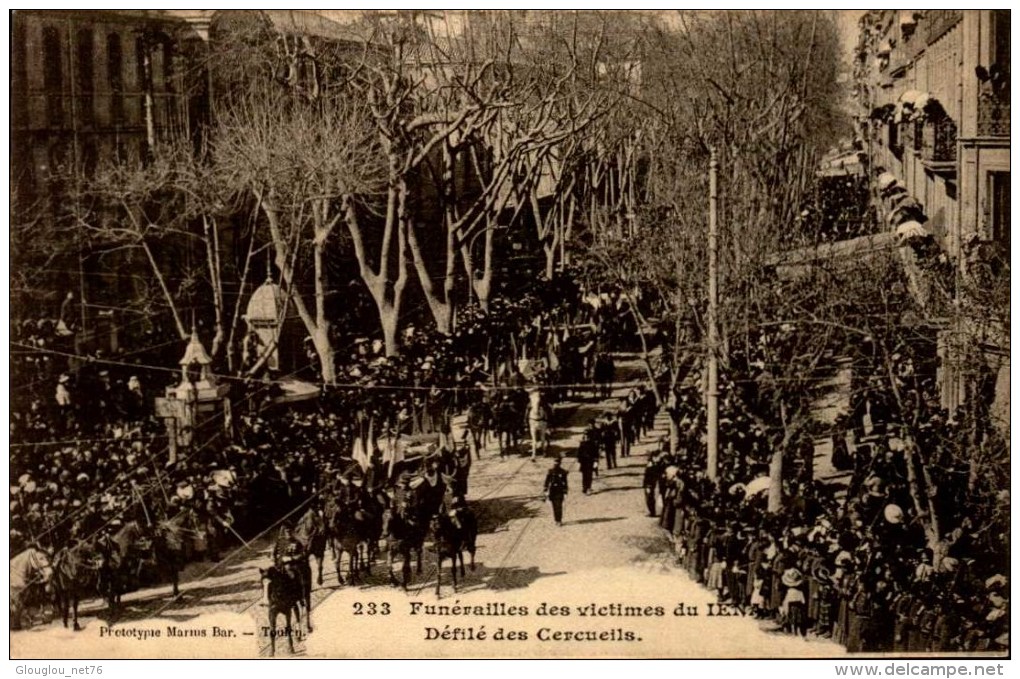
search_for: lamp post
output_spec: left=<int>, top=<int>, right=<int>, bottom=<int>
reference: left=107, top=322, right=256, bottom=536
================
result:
left=706, top=148, right=720, bottom=482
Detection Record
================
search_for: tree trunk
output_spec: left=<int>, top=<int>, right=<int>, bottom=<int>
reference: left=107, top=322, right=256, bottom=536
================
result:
left=767, top=445, right=783, bottom=513
left=474, top=276, right=492, bottom=313
left=669, top=414, right=680, bottom=456
left=203, top=215, right=226, bottom=358
left=312, top=240, right=335, bottom=383
left=379, top=301, right=400, bottom=358
left=343, top=181, right=407, bottom=357
left=768, top=403, right=786, bottom=514
left=313, top=326, right=336, bottom=384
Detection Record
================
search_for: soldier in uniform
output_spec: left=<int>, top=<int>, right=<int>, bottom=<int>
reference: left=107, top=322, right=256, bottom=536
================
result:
left=272, top=522, right=303, bottom=568
left=543, top=457, right=569, bottom=527
left=600, top=414, right=618, bottom=470
left=577, top=428, right=599, bottom=495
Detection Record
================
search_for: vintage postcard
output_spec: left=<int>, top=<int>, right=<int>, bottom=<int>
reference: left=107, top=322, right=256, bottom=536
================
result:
left=9, top=9, right=1009, bottom=660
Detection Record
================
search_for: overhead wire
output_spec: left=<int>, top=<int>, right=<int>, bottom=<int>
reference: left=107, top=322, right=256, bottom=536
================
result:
left=22, top=360, right=314, bottom=548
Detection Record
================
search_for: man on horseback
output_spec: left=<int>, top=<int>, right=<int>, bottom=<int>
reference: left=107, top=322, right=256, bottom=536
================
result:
left=273, top=523, right=303, bottom=568
left=446, top=495, right=467, bottom=530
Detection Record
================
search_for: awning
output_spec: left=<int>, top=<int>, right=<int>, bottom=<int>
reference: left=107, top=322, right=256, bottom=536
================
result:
left=898, top=90, right=924, bottom=106
left=769, top=233, right=899, bottom=280
left=896, top=221, right=930, bottom=245
left=271, top=377, right=320, bottom=404
left=877, top=172, right=899, bottom=191
left=888, top=198, right=925, bottom=226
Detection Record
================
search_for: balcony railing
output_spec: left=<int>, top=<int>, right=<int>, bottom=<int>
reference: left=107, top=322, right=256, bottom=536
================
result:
left=912, top=118, right=924, bottom=153
left=921, top=117, right=957, bottom=164
left=978, top=97, right=1010, bottom=137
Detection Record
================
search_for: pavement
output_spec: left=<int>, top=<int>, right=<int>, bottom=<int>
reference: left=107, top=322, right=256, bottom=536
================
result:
left=10, top=355, right=845, bottom=659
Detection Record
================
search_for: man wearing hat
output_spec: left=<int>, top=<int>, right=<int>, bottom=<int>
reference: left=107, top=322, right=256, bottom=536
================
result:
left=600, top=414, right=618, bottom=470
left=577, top=426, right=599, bottom=495
left=542, top=457, right=569, bottom=527
left=273, top=522, right=303, bottom=568
left=642, top=453, right=661, bottom=517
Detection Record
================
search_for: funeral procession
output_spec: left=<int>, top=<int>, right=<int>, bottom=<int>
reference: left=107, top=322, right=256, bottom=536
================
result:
left=9, top=10, right=1009, bottom=659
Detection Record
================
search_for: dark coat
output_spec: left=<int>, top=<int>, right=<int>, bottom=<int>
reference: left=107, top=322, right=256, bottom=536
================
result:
left=544, top=467, right=569, bottom=499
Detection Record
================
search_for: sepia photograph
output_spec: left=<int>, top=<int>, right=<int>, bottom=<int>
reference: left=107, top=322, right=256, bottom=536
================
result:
left=7, top=8, right=1011, bottom=662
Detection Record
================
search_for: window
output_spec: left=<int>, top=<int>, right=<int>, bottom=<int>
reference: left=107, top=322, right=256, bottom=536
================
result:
left=161, top=43, right=174, bottom=92
left=992, top=10, right=1010, bottom=68
left=989, top=171, right=1010, bottom=261
left=889, top=121, right=902, bottom=157
left=12, top=19, right=28, bottom=127
left=108, top=32, right=124, bottom=124
left=136, top=35, right=149, bottom=91
left=43, top=26, right=64, bottom=126
left=76, top=28, right=94, bottom=126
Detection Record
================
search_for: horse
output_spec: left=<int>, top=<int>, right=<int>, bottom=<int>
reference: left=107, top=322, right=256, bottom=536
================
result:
left=259, top=564, right=307, bottom=657
left=153, top=512, right=191, bottom=599
left=329, top=501, right=363, bottom=586
left=353, top=492, right=386, bottom=575
left=270, top=526, right=313, bottom=628
left=293, top=507, right=329, bottom=586
left=10, top=547, right=54, bottom=630
left=428, top=502, right=478, bottom=598
left=465, top=400, right=492, bottom=459
left=52, top=542, right=101, bottom=631
left=381, top=505, right=426, bottom=590
left=97, top=518, right=187, bottom=620
left=525, top=389, right=551, bottom=460
left=492, top=396, right=521, bottom=458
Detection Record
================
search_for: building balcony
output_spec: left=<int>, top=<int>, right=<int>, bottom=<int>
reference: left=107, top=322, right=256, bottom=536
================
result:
left=920, top=116, right=957, bottom=170
left=977, top=97, right=1010, bottom=137
left=911, top=119, right=924, bottom=153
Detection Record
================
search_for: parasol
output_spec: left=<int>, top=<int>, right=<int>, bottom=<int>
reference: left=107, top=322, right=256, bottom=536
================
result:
left=744, top=476, right=771, bottom=496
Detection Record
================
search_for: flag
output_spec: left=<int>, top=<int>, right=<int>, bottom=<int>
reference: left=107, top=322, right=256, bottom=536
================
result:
left=383, top=434, right=405, bottom=478
left=352, top=436, right=370, bottom=472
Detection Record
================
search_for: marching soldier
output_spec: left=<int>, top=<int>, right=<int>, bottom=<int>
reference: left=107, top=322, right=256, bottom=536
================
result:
left=600, top=414, right=618, bottom=470
left=577, top=428, right=599, bottom=495
left=542, top=456, right=569, bottom=527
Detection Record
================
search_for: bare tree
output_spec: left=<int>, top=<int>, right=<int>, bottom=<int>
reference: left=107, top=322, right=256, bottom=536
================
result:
left=80, top=140, right=248, bottom=359
left=215, top=81, right=382, bottom=382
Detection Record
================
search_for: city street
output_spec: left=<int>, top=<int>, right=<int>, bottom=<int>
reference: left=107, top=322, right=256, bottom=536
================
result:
left=11, top=358, right=842, bottom=659
left=10, top=10, right=1009, bottom=661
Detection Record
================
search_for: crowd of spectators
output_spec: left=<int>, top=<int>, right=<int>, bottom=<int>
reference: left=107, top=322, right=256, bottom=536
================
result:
left=9, top=283, right=595, bottom=568
left=645, top=368, right=1009, bottom=654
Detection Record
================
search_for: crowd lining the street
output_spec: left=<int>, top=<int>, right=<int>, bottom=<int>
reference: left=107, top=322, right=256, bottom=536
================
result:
left=10, top=270, right=1008, bottom=654
left=641, top=374, right=1008, bottom=653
